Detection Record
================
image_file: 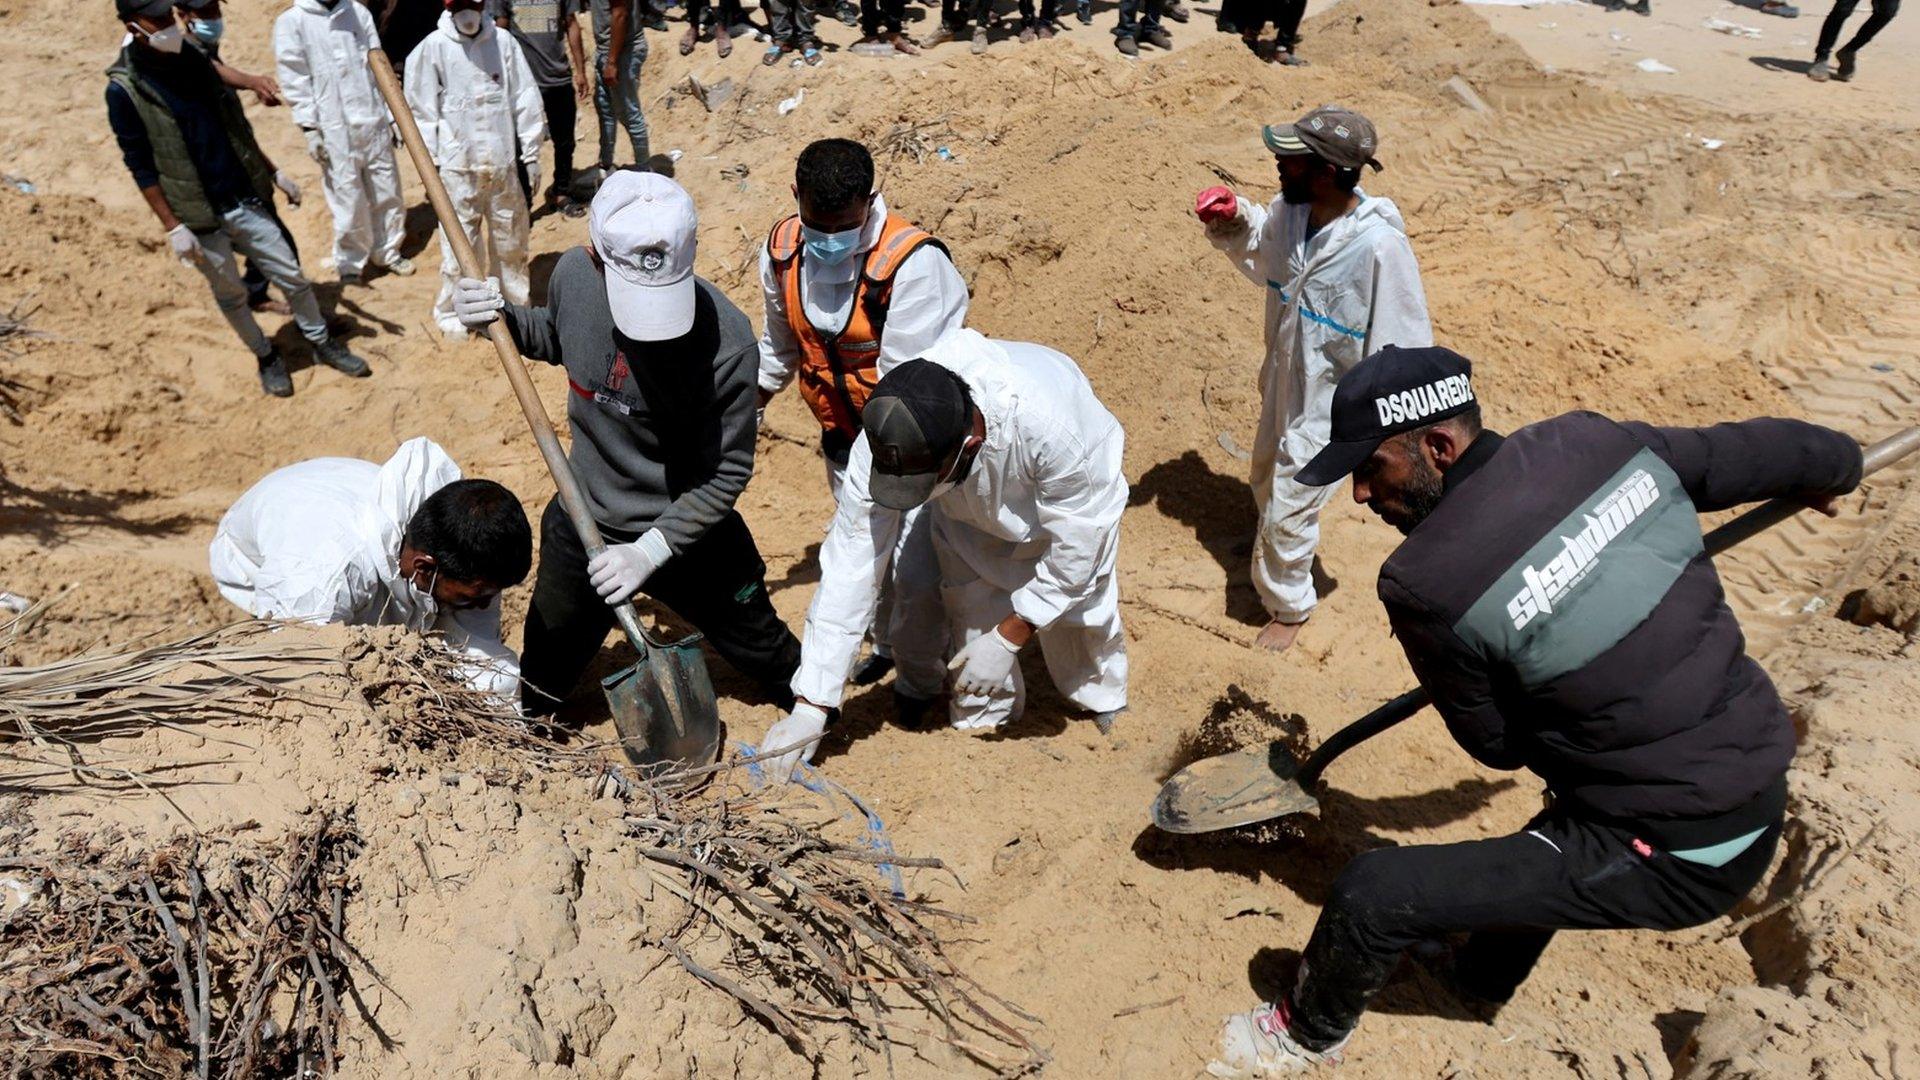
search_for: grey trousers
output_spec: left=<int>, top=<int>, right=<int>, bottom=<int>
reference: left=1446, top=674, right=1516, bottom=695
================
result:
left=764, top=0, right=818, bottom=43
left=192, top=200, right=327, bottom=356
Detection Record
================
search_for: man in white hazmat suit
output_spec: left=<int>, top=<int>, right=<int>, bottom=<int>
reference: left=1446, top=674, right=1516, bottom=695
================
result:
left=405, top=0, right=545, bottom=337
left=1196, top=104, right=1432, bottom=653
left=757, top=137, right=969, bottom=724
left=274, top=0, right=415, bottom=284
left=760, top=329, right=1129, bottom=780
left=209, top=437, right=533, bottom=699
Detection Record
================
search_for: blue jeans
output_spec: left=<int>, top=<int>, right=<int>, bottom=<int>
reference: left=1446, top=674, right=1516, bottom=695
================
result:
left=593, top=41, right=650, bottom=168
left=193, top=200, right=327, bottom=356
left=1114, top=0, right=1163, bottom=35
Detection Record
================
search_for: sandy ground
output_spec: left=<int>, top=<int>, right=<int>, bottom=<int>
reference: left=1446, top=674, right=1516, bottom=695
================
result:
left=3, top=0, right=1918, bottom=1075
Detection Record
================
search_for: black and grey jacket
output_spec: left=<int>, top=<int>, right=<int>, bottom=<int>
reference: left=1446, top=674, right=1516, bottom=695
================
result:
left=1380, top=412, right=1862, bottom=849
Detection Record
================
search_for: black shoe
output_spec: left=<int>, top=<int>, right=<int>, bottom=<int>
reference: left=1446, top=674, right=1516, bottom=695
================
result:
left=1217, top=18, right=1239, bottom=32
left=314, top=339, right=371, bottom=378
left=1114, top=33, right=1139, bottom=54
left=1142, top=26, right=1174, bottom=48
left=1164, top=0, right=1191, bottom=20
left=257, top=350, right=294, bottom=397
left=1077, top=0, right=1092, bottom=23
left=835, top=0, right=860, bottom=24
left=1833, top=49, right=1855, bottom=80
left=643, top=11, right=668, bottom=29
left=893, top=691, right=941, bottom=730
left=851, top=653, right=896, bottom=686
left=1629, top=0, right=1650, bottom=13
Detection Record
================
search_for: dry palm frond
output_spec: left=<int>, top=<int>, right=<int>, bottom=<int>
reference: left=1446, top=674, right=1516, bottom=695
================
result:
left=1, top=621, right=340, bottom=796
left=0, top=815, right=378, bottom=1079
left=1, top=294, right=46, bottom=423
left=358, top=629, right=1048, bottom=1076
left=877, top=115, right=955, bottom=167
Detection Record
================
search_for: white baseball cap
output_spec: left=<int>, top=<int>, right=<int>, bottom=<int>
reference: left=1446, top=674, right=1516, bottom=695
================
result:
left=588, top=171, right=698, bottom=341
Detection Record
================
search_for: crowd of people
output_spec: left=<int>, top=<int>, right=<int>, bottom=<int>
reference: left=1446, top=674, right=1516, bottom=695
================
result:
left=103, top=0, right=1880, bottom=1075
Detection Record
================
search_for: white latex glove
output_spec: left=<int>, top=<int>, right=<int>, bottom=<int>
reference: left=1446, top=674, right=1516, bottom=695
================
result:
left=759, top=701, right=828, bottom=783
left=525, top=160, right=543, bottom=198
left=947, top=627, right=1021, bottom=696
left=755, top=406, right=767, bottom=431
left=452, top=275, right=505, bottom=329
left=273, top=170, right=301, bottom=207
left=588, top=529, right=672, bottom=605
left=304, top=129, right=330, bottom=169
left=167, top=223, right=203, bottom=265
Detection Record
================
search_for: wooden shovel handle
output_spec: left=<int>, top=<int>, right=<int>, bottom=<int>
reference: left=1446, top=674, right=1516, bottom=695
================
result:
left=368, top=49, right=649, bottom=650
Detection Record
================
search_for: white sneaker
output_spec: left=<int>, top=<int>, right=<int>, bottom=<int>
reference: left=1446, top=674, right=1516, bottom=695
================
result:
left=380, top=254, right=418, bottom=277
left=1207, top=1001, right=1346, bottom=1077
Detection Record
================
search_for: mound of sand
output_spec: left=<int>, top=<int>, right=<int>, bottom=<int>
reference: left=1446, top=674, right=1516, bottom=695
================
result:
left=4, top=0, right=1919, bottom=1074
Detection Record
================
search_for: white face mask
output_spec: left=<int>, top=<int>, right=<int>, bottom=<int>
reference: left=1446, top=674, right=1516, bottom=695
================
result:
left=396, top=566, right=440, bottom=629
left=451, top=9, right=484, bottom=35
left=137, top=22, right=186, bottom=53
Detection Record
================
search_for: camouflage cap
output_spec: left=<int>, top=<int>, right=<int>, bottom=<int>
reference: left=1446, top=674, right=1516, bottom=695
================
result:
left=1263, top=105, right=1383, bottom=172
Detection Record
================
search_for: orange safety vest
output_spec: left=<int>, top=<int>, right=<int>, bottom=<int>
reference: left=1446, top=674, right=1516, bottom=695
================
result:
left=767, top=212, right=951, bottom=439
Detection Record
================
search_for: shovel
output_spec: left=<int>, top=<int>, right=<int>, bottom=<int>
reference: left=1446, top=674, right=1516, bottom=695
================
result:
left=369, top=51, right=721, bottom=775
left=1152, top=424, right=1920, bottom=834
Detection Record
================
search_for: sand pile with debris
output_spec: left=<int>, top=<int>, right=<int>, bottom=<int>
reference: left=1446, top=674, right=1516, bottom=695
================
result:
left=4, top=0, right=1920, bottom=1074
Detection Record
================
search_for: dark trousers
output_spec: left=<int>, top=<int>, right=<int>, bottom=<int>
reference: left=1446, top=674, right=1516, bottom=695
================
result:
left=941, top=0, right=991, bottom=29
left=519, top=499, right=801, bottom=716
left=765, top=0, right=819, bottom=42
left=1815, top=0, right=1899, bottom=57
left=539, top=83, right=577, bottom=194
left=1286, top=808, right=1782, bottom=1051
left=860, top=0, right=906, bottom=33
left=1114, top=0, right=1163, bottom=37
left=689, top=0, right=748, bottom=30
left=1016, top=0, right=1056, bottom=25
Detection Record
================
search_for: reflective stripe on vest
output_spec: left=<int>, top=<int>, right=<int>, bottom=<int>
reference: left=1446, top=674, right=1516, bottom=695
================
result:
left=767, top=212, right=950, bottom=438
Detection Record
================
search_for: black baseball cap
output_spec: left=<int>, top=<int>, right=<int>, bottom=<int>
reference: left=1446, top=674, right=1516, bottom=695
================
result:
left=864, top=360, right=975, bottom=510
left=1296, top=345, right=1477, bottom=486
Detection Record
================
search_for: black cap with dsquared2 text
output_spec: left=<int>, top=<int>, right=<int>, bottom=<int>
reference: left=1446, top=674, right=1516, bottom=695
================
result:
left=1295, top=345, right=1477, bottom=487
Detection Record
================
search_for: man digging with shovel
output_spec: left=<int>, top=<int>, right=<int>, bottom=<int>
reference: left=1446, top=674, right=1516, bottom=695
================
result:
left=451, top=171, right=802, bottom=719
left=1207, top=344, right=1865, bottom=1076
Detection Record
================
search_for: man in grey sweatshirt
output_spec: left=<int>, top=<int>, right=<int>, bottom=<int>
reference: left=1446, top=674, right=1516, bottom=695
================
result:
left=453, top=171, right=800, bottom=715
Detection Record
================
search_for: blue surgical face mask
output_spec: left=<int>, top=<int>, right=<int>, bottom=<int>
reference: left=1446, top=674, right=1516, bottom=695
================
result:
left=187, top=17, right=224, bottom=46
left=801, top=223, right=863, bottom=267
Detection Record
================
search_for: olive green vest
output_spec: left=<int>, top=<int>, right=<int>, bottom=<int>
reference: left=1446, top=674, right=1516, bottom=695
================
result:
left=106, top=44, right=274, bottom=232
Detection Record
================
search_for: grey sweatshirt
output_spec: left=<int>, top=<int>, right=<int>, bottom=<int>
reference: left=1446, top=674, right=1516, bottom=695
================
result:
left=503, top=246, right=759, bottom=552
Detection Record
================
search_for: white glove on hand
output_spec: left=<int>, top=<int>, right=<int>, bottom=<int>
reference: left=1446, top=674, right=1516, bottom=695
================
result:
left=304, top=129, right=330, bottom=169
left=588, top=529, right=672, bottom=605
left=525, top=161, right=543, bottom=198
left=452, top=276, right=505, bottom=329
left=167, top=223, right=203, bottom=265
left=273, top=170, right=301, bottom=207
left=947, top=628, right=1021, bottom=697
left=759, top=701, right=828, bottom=783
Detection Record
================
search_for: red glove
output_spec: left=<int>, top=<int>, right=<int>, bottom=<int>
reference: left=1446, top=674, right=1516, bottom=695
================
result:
left=1195, top=186, right=1239, bottom=225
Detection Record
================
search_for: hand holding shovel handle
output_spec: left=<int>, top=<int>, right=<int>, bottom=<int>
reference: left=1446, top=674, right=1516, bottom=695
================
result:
left=1153, top=424, right=1920, bottom=833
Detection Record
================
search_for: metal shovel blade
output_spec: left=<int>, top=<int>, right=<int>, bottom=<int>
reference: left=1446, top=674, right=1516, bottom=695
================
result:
left=602, top=626, right=721, bottom=777
left=1150, top=741, right=1319, bottom=834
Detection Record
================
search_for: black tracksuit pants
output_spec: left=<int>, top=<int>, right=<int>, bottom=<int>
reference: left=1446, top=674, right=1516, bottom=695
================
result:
left=1814, top=0, right=1899, bottom=58
left=519, top=498, right=800, bottom=716
left=1286, top=807, right=1782, bottom=1051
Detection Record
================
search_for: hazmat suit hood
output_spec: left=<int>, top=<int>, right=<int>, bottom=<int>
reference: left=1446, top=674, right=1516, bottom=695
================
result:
left=360, top=437, right=463, bottom=631
left=293, top=0, right=347, bottom=14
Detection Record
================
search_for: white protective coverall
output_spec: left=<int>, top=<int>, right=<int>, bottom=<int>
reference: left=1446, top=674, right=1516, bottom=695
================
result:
left=274, top=0, right=406, bottom=278
left=757, top=192, right=971, bottom=701
left=791, top=329, right=1128, bottom=729
left=208, top=437, right=519, bottom=699
left=404, top=12, right=545, bottom=334
left=1209, top=189, right=1432, bottom=623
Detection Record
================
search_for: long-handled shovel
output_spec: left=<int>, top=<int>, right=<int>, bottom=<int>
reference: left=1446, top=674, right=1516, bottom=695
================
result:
left=1151, top=425, right=1920, bottom=834
left=368, top=50, right=720, bottom=775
